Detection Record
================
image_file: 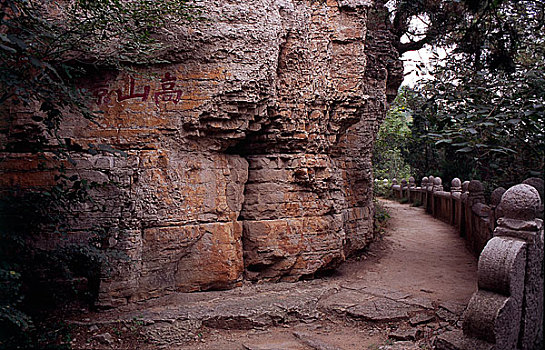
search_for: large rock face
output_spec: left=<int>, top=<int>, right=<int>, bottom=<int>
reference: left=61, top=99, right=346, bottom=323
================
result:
left=0, top=0, right=402, bottom=307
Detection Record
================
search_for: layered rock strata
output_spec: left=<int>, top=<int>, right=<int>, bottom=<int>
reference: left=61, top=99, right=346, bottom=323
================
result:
left=0, top=0, right=402, bottom=307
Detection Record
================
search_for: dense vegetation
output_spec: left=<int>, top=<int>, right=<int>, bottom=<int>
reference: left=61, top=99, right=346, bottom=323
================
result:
left=374, top=0, right=544, bottom=193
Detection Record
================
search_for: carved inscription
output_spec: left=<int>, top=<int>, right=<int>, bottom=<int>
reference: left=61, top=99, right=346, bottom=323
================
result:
left=91, top=73, right=183, bottom=106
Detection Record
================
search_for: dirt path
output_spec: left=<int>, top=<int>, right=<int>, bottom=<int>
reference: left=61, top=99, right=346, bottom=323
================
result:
left=332, top=199, right=478, bottom=304
left=69, top=199, right=478, bottom=350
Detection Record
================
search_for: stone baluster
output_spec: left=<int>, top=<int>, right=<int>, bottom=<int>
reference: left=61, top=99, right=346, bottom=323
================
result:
left=391, top=178, right=400, bottom=198
left=421, top=177, right=428, bottom=189
left=432, top=177, right=443, bottom=218
left=460, top=181, right=470, bottom=237
left=451, top=178, right=462, bottom=227
left=421, top=177, right=428, bottom=207
left=462, top=180, right=470, bottom=194
left=401, top=178, right=408, bottom=199
left=522, top=177, right=544, bottom=219
left=408, top=176, right=416, bottom=202
left=458, top=184, right=544, bottom=350
left=427, top=175, right=435, bottom=192
left=451, top=178, right=462, bottom=196
left=462, top=234, right=526, bottom=349
left=488, top=187, right=506, bottom=233
left=426, top=175, right=435, bottom=213
left=433, top=177, right=444, bottom=192
left=468, top=180, right=485, bottom=208
left=468, top=180, right=490, bottom=254
left=495, top=184, right=543, bottom=349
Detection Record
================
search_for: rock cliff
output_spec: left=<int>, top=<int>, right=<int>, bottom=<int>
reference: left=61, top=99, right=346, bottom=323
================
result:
left=0, top=0, right=402, bottom=307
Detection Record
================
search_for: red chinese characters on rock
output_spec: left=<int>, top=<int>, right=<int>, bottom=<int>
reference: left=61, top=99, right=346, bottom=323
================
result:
left=92, top=85, right=113, bottom=105
left=116, top=77, right=150, bottom=102
left=91, top=73, right=182, bottom=107
left=154, top=73, right=183, bottom=105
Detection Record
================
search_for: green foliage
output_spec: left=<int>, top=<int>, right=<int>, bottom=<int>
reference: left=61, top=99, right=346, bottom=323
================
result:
left=373, top=179, right=393, bottom=198
left=399, top=197, right=409, bottom=204
left=409, top=0, right=544, bottom=188
left=385, top=0, right=537, bottom=73
left=373, top=200, right=391, bottom=236
left=375, top=1, right=544, bottom=189
left=373, top=88, right=413, bottom=182
left=0, top=185, right=110, bottom=348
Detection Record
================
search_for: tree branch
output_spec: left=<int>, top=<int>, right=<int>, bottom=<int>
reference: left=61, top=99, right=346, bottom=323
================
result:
left=396, top=36, right=432, bottom=53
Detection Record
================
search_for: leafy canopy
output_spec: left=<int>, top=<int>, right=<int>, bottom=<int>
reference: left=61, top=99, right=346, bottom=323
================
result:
left=378, top=0, right=544, bottom=190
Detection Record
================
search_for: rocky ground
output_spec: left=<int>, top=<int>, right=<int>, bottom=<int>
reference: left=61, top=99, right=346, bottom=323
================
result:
left=66, top=199, right=478, bottom=349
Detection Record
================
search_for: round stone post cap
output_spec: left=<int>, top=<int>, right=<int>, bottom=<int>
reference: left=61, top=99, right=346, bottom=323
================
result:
left=490, top=187, right=507, bottom=207
left=499, top=184, right=541, bottom=221
left=468, top=180, right=484, bottom=194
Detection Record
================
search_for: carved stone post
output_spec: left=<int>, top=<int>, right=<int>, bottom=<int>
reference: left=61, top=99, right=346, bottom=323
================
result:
left=462, top=181, right=470, bottom=194
left=451, top=178, right=462, bottom=227
left=460, top=181, right=470, bottom=237
left=495, top=184, right=543, bottom=350
left=401, top=178, right=408, bottom=199
left=433, top=177, right=444, bottom=218
left=451, top=178, right=462, bottom=194
left=462, top=233, right=526, bottom=349
left=421, top=177, right=428, bottom=208
left=522, top=177, right=544, bottom=219
left=427, top=175, right=435, bottom=214
left=433, top=177, right=444, bottom=192
left=436, top=183, right=543, bottom=350
left=467, top=180, right=489, bottom=253
left=488, top=187, right=506, bottom=233
left=408, top=176, right=416, bottom=203
left=391, top=178, right=399, bottom=199
left=468, top=180, right=485, bottom=207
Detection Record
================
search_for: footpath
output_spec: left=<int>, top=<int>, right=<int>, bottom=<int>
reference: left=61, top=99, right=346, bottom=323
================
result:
left=69, top=199, right=478, bottom=349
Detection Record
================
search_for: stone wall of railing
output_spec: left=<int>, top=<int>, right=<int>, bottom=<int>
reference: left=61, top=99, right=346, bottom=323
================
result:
left=390, top=176, right=544, bottom=349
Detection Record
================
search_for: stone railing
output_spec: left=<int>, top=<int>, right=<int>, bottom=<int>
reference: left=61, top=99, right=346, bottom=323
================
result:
left=390, top=177, right=544, bottom=349
left=391, top=176, right=544, bottom=257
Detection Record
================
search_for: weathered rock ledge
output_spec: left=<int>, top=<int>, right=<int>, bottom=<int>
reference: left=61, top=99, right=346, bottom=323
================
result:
left=70, top=281, right=464, bottom=349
